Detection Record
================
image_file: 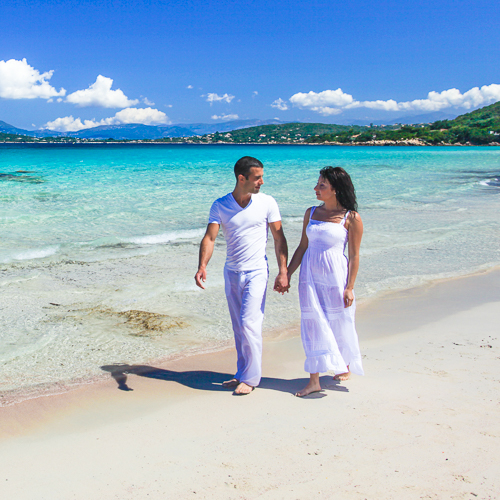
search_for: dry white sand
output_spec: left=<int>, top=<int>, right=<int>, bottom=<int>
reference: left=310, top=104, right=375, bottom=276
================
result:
left=1, top=270, right=499, bottom=499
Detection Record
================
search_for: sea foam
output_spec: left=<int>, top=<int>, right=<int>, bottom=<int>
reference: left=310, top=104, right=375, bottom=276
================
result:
left=126, top=228, right=205, bottom=245
left=1, top=246, right=59, bottom=264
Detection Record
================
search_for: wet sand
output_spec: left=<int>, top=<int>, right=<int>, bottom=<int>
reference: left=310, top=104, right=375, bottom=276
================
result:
left=1, top=269, right=499, bottom=499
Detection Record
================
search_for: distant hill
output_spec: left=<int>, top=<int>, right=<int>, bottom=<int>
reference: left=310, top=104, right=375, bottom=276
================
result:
left=445, top=100, right=500, bottom=128
left=64, top=119, right=285, bottom=139
left=209, top=122, right=365, bottom=143
left=66, top=124, right=195, bottom=140
left=0, top=121, right=65, bottom=138
left=182, top=119, right=286, bottom=136
left=306, top=101, right=500, bottom=145
left=329, top=111, right=459, bottom=126
left=372, top=111, right=459, bottom=126
left=2, top=103, right=500, bottom=145
left=0, top=118, right=285, bottom=140
left=0, top=131, right=37, bottom=142
left=0, top=120, right=33, bottom=136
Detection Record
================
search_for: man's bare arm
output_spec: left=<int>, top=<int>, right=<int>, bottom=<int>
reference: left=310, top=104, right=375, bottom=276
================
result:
left=194, top=223, right=220, bottom=289
left=269, top=221, right=289, bottom=293
left=287, top=207, right=311, bottom=280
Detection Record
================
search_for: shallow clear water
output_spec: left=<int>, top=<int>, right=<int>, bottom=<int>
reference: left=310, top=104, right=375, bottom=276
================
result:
left=1, top=144, right=499, bottom=396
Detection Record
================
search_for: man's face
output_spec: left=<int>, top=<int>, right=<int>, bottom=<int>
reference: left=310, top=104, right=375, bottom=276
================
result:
left=240, top=167, right=264, bottom=194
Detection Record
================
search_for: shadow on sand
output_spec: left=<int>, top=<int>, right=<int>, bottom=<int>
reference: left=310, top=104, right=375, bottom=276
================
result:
left=101, top=364, right=348, bottom=397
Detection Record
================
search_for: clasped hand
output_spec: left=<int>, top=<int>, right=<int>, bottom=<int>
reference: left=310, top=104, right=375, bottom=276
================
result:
left=273, top=273, right=290, bottom=294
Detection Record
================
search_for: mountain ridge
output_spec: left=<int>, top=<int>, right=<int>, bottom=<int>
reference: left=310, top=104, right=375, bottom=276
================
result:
left=0, top=119, right=286, bottom=140
left=2, top=102, right=500, bottom=144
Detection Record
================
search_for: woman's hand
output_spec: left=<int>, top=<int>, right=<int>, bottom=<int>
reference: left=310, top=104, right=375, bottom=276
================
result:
left=343, top=288, right=354, bottom=308
left=273, top=272, right=289, bottom=294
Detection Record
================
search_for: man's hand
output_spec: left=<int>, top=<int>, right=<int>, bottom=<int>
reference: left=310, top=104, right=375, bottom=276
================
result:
left=273, top=272, right=289, bottom=294
left=195, top=268, right=207, bottom=289
left=195, top=224, right=219, bottom=290
left=269, top=221, right=288, bottom=294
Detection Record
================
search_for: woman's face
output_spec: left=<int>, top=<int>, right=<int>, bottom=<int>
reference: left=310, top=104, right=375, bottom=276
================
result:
left=314, top=176, right=335, bottom=201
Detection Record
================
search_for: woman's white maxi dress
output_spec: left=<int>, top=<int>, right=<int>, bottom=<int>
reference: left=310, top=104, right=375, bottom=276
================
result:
left=298, top=207, right=364, bottom=376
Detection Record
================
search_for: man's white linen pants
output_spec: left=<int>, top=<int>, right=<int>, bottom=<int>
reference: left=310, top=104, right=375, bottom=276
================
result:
left=224, top=267, right=268, bottom=387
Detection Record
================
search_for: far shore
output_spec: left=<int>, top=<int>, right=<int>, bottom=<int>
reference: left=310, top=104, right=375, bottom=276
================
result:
left=2, top=141, right=500, bottom=146
left=1, top=267, right=499, bottom=499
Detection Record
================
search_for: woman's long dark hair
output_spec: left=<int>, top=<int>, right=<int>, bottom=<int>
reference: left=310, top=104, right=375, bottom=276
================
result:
left=319, top=166, right=358, bottom=212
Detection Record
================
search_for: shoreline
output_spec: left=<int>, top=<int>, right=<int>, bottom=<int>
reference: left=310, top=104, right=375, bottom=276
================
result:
left=0, top=318, right=300, bottom=409
left=1, top=266, right=498, bottom=498
left=2, top=264, right=498, bottom=410
left=2, top=141, right=500, bottom=146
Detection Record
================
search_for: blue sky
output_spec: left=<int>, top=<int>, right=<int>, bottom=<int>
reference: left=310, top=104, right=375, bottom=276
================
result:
left=1, top=0, right=499, bottom=130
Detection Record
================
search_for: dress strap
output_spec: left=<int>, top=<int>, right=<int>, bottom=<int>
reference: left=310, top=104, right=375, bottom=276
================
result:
left=308, top=206, right=317, bottom=222
left=340, top=210, right=351, bottom=226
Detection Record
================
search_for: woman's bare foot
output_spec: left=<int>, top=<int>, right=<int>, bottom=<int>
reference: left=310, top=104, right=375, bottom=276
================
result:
left=295, top=373, right=321, bottom=397
left=234, top=382, right=254, bottom=395
left=333, top=371, right=350, bottom=381
left=222, top=378, right=240, bottom=388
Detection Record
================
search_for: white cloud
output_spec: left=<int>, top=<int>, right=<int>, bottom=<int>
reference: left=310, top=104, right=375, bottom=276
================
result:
left=65, top=75, right=138, bottom=108
left=44, top=107, right=170, bottom=132
left=112, top=107, right=168, bottom=124
left=211, top=114, right=239, bottom=121
left=0, top=58, right=66, bottom=99
left=313, top=106, right=343, bottom=116
left=349, top=99, right=400, bottom=111
left=271, top=98, right=289, bottom=111
left=187, top=85, right=193, bottom=89
left=44, top=116, right=102, bottom=132
left=142, top=97, right=155, bottom=106
left=395, top=84, right=500, bottom=111
left=290, top=84, right=500, bottom=115
left=253, top=91, right=258, bottom=96
left=205, top=92, right=235, bottom=104
left=290, top=89, right=354, bottom=116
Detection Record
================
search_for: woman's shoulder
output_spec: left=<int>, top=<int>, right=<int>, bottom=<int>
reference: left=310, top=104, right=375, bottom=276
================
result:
left=302, top=206, right=316, bottom=225
left=345, top=210, right=362, bottom=230
left=304, top=206, right=317, bottom=217
left=347, top=210, right=361, bottom=221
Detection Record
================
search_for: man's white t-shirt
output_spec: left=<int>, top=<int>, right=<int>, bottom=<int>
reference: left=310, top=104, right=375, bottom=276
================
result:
left=209, top=192, right=281, bottom=271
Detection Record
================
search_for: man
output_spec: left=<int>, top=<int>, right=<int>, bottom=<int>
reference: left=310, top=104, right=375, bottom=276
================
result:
left=194, top=156, right=288, bottom=395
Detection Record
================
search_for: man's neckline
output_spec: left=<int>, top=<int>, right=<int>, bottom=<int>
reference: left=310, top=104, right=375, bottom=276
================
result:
left=231, top=192, right=254, bottom=209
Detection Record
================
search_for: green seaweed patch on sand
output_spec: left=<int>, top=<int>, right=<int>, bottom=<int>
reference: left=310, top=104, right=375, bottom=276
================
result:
left=47, top=306, right=189, bottom=339
left=117, top=309, right=189, bottom=336
left=85, top=307, right=188, bottom=337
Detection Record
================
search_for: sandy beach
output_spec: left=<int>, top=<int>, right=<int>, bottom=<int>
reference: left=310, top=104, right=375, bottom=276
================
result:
left=1, top=269, right=499, bottom=499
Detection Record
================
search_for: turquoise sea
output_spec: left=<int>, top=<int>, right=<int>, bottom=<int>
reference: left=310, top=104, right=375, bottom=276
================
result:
left=1, top=144, right=500, bottom=401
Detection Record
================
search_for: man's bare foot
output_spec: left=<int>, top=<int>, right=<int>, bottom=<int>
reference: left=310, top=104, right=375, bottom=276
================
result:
left=295, top=380, right=322, bottom=397
left=222, top=378, right=239, bottom=389
left=333, top=372, right=350, bottom=381
left=233, top=382, right=254, bottom=395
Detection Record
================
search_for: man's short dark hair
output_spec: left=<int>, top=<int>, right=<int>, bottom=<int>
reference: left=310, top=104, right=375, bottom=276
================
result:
left=234, top=156, right=264, bottom=179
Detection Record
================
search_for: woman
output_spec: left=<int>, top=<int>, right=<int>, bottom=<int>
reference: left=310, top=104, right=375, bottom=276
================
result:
left=287, top=167, right=364, bottom=397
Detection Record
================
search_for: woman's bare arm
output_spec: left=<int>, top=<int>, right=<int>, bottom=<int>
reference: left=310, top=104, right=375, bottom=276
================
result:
left=344, top=211, right=363, bottom=307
